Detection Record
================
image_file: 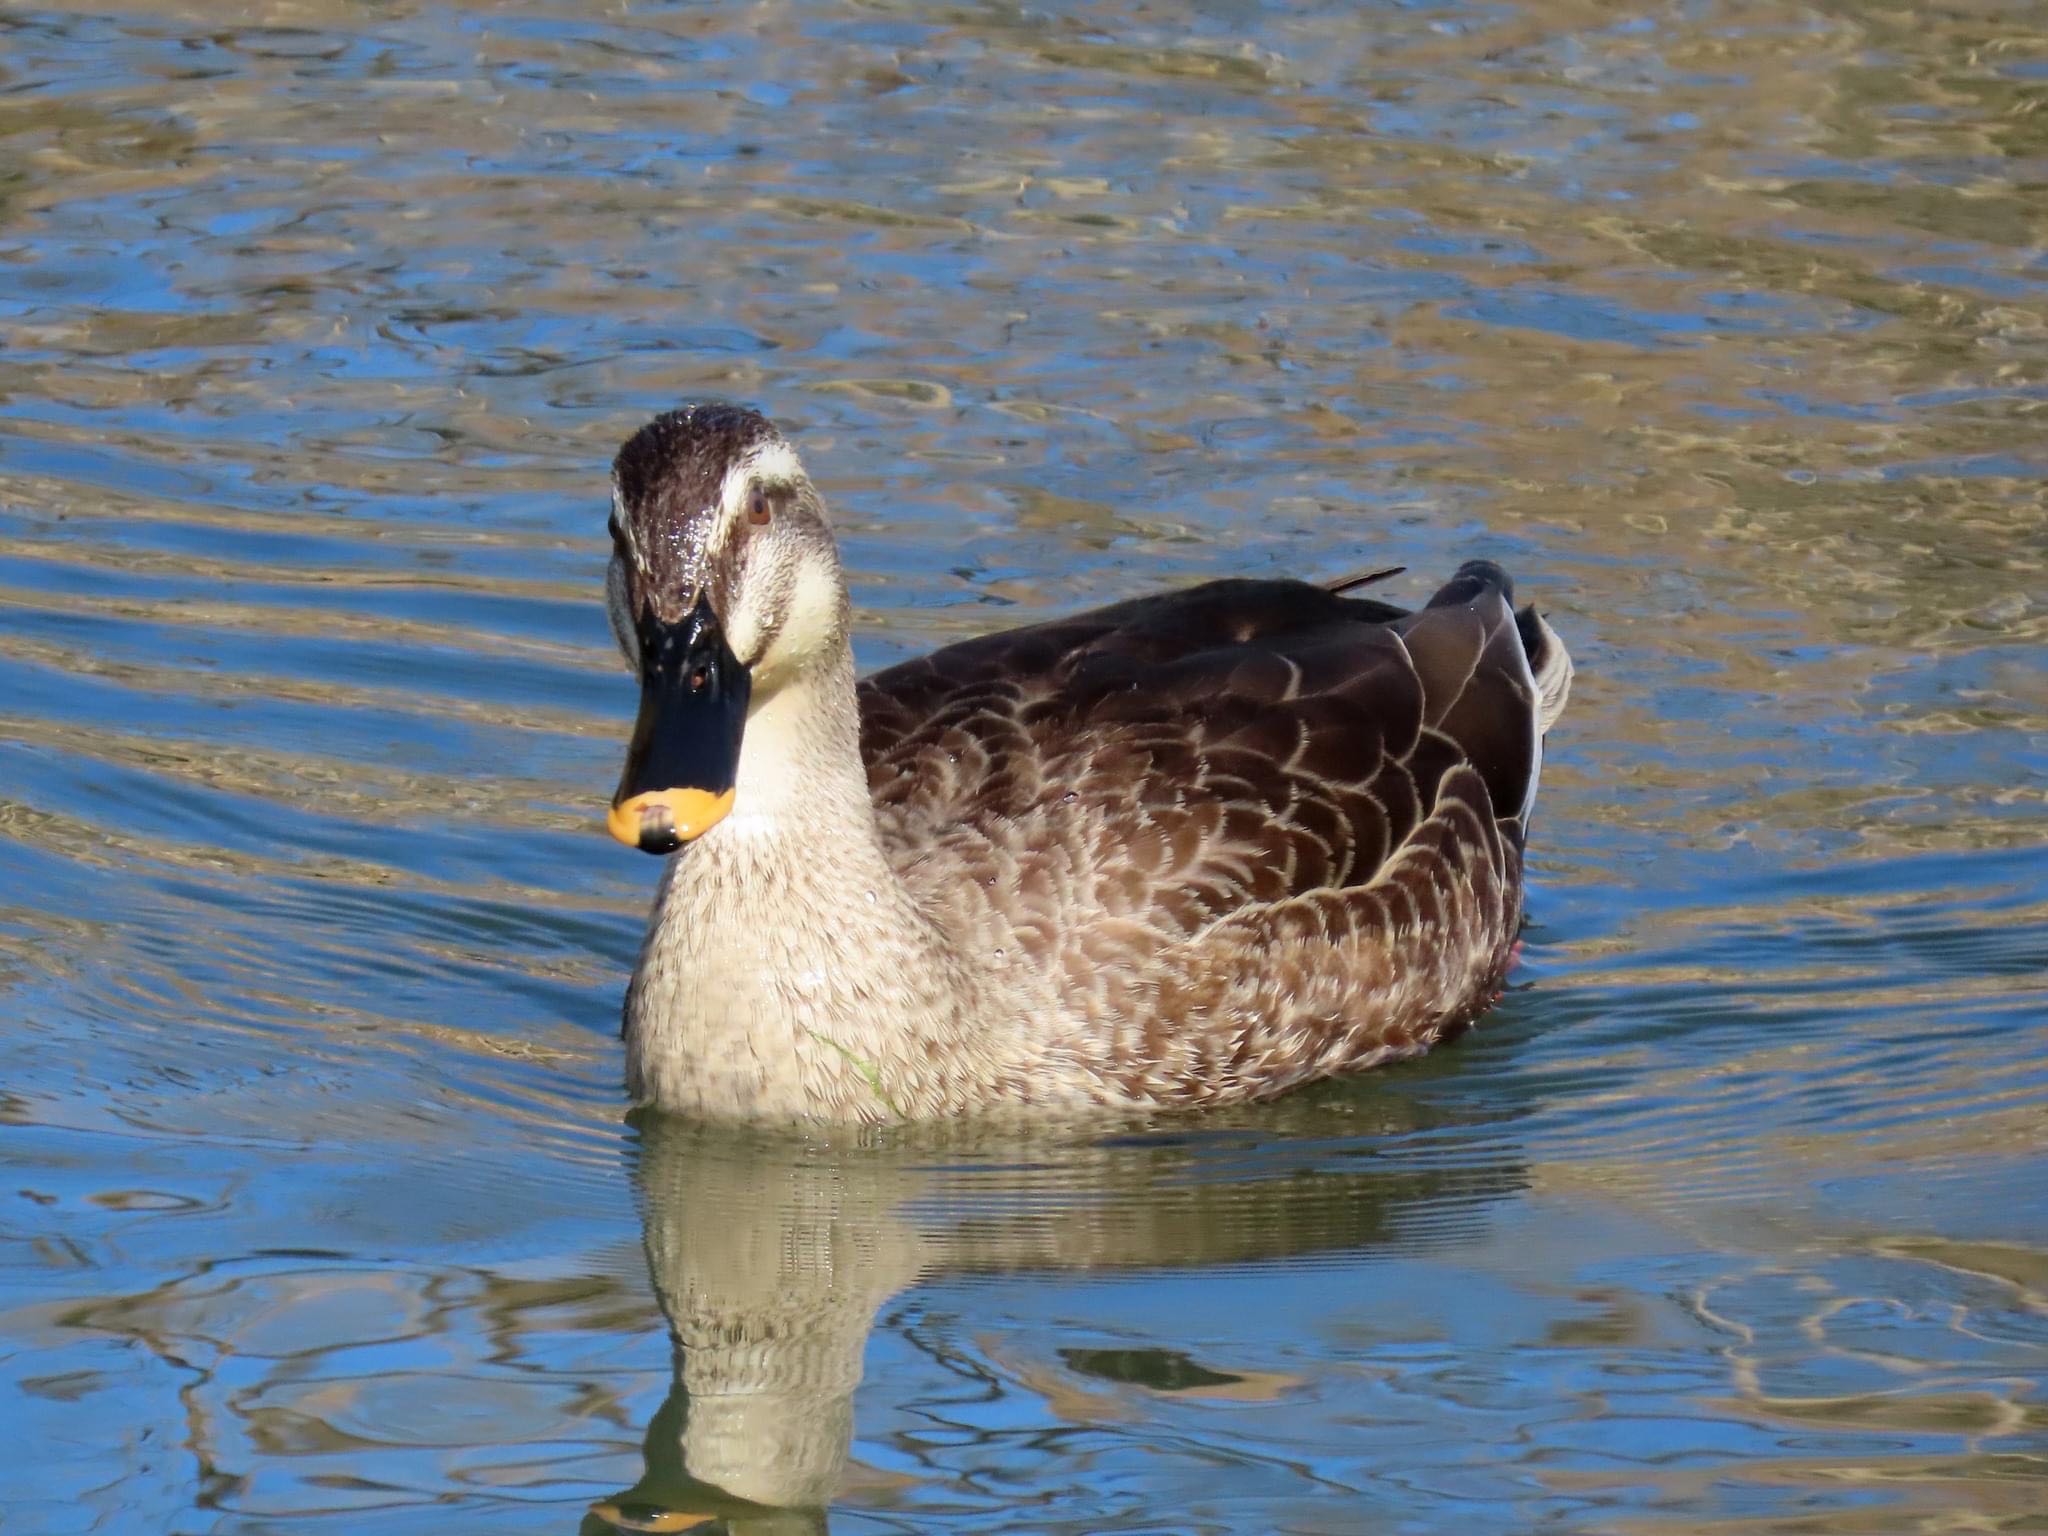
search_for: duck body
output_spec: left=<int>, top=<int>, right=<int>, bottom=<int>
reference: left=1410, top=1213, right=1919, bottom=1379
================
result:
left=607, top=404, right=1572, bottom=1123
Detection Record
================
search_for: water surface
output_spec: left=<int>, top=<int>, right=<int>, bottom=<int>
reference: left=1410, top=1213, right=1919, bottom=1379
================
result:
left=1, top=1, right=2044, bottom=1531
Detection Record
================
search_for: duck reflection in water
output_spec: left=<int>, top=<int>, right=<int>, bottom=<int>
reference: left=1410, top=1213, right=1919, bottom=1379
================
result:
left=585, top=1091, right=1524, bottom=1533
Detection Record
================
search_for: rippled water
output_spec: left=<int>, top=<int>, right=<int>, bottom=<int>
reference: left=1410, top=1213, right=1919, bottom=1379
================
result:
left=2, top=1, right=2044, bottom=1530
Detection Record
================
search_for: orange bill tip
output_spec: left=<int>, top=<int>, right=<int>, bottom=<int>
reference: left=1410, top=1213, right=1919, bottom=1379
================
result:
left=606, top=787, right=736, bottom=851
left=585, top=1501, right=717, bottom=1533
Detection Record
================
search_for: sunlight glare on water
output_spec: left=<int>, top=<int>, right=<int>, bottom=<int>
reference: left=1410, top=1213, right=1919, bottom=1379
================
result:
left=0, top=1, right=2043, bottom=1531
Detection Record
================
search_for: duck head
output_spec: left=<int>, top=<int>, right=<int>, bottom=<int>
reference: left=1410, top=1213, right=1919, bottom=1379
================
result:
left=604, top=403, right=848, bottom=854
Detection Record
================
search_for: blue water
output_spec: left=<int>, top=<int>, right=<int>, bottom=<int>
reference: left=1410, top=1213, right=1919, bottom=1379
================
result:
left=1, top=2, right=2043, bottom=1531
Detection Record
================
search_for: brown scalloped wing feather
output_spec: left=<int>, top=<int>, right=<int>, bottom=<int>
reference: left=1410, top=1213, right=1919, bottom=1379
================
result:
left=855, top=572, right=1545, bottom=1103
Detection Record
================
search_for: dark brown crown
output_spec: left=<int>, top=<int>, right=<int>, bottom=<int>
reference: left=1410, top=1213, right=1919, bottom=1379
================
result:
left=612, top=402, right=782, bottom=520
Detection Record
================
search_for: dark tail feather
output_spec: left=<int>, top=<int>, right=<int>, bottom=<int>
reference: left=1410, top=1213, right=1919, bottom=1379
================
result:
left=1425, top=558, right=1514, bottom=609
left=1518, top=603, right=1572, bottom=733
left=1425, top=561, right=1572, bottom=735
left=1323, top=564, right=1406, bottom=596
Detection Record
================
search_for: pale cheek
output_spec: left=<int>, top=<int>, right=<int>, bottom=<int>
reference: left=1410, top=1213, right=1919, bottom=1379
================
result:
left=745, top=561, right=838, bottom=696
left=723, top=555, right=783, bottom=680
left=778, top=559, right=841, bottom=659
left=727, top=603, right=772, bottom=678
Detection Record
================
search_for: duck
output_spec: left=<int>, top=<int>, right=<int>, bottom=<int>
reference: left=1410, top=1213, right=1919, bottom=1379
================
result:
left=603, top=402, right=1572, bottom=1124
left=599, top=1104, right=1522, bottom=1525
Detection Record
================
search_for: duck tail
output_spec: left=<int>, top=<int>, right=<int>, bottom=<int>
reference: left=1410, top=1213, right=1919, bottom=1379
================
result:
left=1425, top=559, right=1573, bottom=737
left=1322, top=564, right=1406, bottom=595
left=1515, top=603, right=1573, bottom=735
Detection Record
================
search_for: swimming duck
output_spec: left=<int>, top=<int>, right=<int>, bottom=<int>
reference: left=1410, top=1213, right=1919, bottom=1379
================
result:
left=605, top=1104, right=1521, bottom=1524
left=604, top=402, right=1572, bottom=1123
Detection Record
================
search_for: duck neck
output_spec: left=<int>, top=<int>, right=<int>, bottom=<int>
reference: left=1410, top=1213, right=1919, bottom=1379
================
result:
left=723, top=641, right=877, bottom=846
left=625, top=641, right=1018, bottom=1121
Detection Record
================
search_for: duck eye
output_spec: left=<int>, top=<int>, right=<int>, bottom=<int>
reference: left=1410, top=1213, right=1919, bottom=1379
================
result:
left=747, top=487, right=772, bottom=526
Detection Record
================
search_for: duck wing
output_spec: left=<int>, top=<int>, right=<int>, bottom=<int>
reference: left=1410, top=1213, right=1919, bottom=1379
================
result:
left=856, top=564, right=1571, bottom=1103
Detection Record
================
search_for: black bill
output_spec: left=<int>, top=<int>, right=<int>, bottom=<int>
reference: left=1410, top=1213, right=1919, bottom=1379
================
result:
left=608, top=594, right=752, bottom=854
